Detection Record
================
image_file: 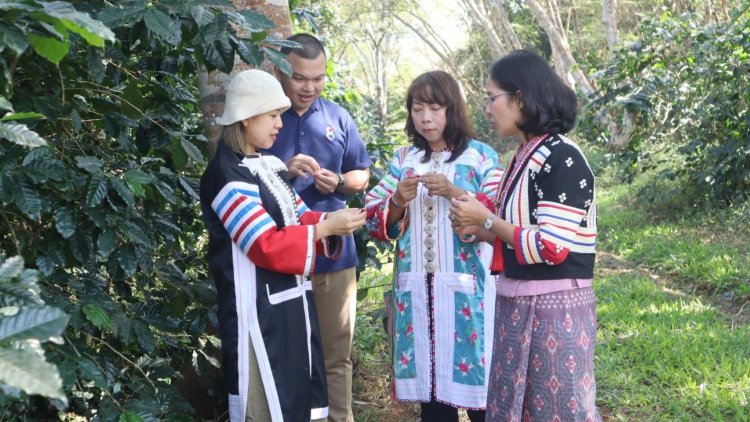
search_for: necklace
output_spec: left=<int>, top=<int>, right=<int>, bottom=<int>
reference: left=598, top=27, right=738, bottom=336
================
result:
left=496, top=134, right=549, bottom=213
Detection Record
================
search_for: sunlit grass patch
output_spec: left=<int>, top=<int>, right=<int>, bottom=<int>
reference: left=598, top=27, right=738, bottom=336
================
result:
left=595, top=272, right=750, bottom=421
left=597, top=176, right=750, bottom=301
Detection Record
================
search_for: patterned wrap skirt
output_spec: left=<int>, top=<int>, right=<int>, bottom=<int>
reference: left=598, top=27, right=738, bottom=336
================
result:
left=486, top=287, right=602, bottom=422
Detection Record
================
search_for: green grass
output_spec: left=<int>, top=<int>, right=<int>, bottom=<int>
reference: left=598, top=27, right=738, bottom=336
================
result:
left=594, top=172, right=750, bottom=420
left=597, top=180, right=750, bottom=301
left=595, top=271, right=750, bottom=421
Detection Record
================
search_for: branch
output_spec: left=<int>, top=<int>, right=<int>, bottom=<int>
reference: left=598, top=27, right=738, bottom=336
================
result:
left=81, top=331, right=157, bottom=390
left=403, top=9, right=454, bottom=56
left=391, top=14, right=453, bottom=65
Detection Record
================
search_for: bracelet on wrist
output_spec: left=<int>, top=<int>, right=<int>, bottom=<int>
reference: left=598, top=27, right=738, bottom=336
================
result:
left=390, top=195, right=407, bottom=209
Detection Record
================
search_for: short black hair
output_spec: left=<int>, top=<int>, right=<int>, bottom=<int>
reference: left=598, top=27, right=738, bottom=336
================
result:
left=490, top=49, right=577, bottom=136
left=405, top=71, right=474, bottom=163
left=281, top=33, right=326, bottom=59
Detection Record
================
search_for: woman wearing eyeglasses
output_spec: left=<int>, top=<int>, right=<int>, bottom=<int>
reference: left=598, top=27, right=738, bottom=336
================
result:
left=449, top=50, right=601, bottom=421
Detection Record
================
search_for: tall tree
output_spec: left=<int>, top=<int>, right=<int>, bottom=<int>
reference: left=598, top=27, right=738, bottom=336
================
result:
left=390, top=3, right=483, bottom=97
left=524, top=0, right=596, bottom=96
left=602, top=0, right=618, bottom=50
left=460, top=0, right=509, bottom=58
left=599, top=0, right=635, bottom=147
left=347, top=2, right=399, bottom=130
left=459, top=0, right=523, bottom=58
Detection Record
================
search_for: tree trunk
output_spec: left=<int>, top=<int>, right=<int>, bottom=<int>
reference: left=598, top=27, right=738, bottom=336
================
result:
left=524, top=0, right=595, bottom=97
left=346, top=3, right=396, bottom=134
left=391, top=9, right=482, bottom=98
left=199, top=0, right=293, bottom=156
left=489, top=0, right=523, bottom=50
left=601, top=0, right=618, bottom=50
left=460, top=0, right=507, bottom=58
left=599, top=0, right=632, bottom=147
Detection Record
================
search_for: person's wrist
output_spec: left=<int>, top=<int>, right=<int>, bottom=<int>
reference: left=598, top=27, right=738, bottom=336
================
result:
left=482, top=212, right=496, bottom=230
left=390, top=193, right=406, bottom=208
left=449, top=186, right=464, bottom=199
left=334, top=173, right=345, bottom=193
left=316, top=220, right=330, bottom=238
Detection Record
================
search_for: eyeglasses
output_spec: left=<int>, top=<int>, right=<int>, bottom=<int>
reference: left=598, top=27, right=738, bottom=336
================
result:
left=484, top=92, right=512, bottom=104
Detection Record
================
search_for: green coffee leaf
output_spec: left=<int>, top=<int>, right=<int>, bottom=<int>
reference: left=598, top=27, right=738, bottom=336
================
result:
left=0, top=305, right=69, bottom=342
left=85, top=172, right=108, bottom=207
left=0, top=348, right=67, bottom=403
left=28, top=33, right=69, bottom=64
left=0, top=122, right=46, bottom=147
left=54, top=207, right=76, bottom=239
left=82, top=304, right=111, bottom=330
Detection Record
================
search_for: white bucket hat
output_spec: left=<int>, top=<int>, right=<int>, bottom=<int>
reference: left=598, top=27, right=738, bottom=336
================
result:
left=215, top=69, right=291, bottom=126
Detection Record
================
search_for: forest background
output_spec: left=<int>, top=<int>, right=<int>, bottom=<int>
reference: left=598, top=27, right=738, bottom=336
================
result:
left=0, top=0, right=748, bottom=421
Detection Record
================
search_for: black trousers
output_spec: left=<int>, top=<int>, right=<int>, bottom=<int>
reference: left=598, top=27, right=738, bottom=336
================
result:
left=420, top=399, right=486, bottom=422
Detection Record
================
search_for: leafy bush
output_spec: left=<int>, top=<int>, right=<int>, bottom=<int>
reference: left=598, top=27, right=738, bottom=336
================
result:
left=580, top=2, right=750, bottom=202
left=0, top=1, right=290, bottom=419
left=0, top=255, right=69, bottom=407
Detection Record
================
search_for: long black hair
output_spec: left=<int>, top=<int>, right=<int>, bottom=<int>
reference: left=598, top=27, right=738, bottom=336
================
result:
left=489, top=50, right=577, bottom=137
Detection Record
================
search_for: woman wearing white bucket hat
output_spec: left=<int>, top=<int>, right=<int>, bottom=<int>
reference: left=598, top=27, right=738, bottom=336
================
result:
left=200, top=69, right=367, bottom=422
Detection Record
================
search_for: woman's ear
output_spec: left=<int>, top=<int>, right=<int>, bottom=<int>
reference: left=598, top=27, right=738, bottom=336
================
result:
left=515, top=90, right=524, bottom=109
left=240, top=118, right=250, bottom=127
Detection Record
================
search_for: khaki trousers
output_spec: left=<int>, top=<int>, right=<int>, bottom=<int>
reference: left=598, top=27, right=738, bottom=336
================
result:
left=245, top=335, right=328, bottom=422
left=246, top=335, right=271, bottom=422
left=311, top=267, right=357, bottom=422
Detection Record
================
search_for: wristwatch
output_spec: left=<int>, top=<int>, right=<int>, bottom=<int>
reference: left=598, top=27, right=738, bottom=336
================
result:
left=483, top=214, right=496, bottom=230
left=334, top=173, right=345, bottom=193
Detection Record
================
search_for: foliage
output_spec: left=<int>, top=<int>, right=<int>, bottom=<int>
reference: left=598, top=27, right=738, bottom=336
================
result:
left=597, top=173, right=750, bottom=301
left=0, top=255, right=69, bottom=405
left=579, top=3, right=750, bottom=202
left=0, top=0, right=287, bottom=419
left=593, top=156, right=750, bottom=421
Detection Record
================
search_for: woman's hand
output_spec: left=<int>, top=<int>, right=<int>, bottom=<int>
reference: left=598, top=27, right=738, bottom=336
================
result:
left=316, top=208, right=367, bottom=238
left=449, top=194, right=492, bottom=234
left=419, top=173, right=463, bottom=199
left=392, top=175, right=420, bottom=207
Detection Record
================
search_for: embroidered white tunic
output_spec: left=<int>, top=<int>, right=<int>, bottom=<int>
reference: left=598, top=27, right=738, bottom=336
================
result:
left=365, top=140, right=503, bottom=408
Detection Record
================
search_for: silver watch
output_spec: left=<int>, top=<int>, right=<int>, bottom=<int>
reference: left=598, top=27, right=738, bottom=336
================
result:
left=483, top=214, right=496, bottom=230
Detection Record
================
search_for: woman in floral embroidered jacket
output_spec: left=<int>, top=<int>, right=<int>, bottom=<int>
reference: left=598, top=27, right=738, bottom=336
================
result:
left=200, top=70, right=366, bottom=422
left=365, top=71, right=503, bottom=422
left=449, top=50, right=601, bottom=421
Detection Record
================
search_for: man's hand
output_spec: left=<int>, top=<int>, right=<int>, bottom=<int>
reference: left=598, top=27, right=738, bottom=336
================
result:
left=286, top=154, right=321, bottom=179
left=313, top=168, right=339, bottom=194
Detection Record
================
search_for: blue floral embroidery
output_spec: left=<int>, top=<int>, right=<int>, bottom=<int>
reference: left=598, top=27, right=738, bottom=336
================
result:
left=393, top=291, right=417, bottom=379
left=453, top=292, right=485, bottom=385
